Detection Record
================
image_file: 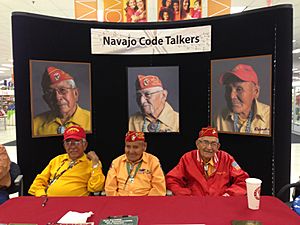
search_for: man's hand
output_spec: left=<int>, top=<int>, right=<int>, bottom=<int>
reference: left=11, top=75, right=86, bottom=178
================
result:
left=87, top=151, right=100, bottom=167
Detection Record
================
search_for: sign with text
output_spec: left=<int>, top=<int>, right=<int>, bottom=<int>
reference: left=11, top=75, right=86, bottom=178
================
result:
left=91, top=25, right=211, bottom=54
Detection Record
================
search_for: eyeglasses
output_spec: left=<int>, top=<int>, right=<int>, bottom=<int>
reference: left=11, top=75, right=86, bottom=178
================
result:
left=199, top=140, right=219, bottom=148
left=63, top=140, right=84, bottom=146
left=136, top=90, right=162, bottom=100
left=45, top=87, right=74, bottom=97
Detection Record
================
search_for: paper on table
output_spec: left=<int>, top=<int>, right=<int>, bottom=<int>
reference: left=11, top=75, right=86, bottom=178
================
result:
left=57, top=211, right=94, bottom=223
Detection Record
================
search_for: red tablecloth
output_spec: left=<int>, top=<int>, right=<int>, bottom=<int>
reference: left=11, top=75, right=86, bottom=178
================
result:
left=0, top=196, right=299, bottom=225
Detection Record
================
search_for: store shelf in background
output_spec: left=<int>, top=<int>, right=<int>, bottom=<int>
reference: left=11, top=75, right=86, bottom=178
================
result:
left=6, top=110, right=15, bottom=126
left=0, top=89, right=15, bottom=116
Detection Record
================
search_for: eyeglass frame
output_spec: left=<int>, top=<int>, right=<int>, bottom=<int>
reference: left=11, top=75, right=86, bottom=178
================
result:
left=136, top=90, right=163, bottom=100
left=44, top=87, right=76, bottom=97
left=198, top=139, right=219, bottom=148
left=63, top=139, right=86, bottom=146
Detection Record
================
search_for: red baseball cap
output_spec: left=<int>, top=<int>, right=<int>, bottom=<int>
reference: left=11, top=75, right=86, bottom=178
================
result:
left=198, top=127, right=218, bottom=139
left=125, top=131, right=145, bottom=142
left=219, top=64, right=258, bottom=85
left=136, top=75, right=163, bottom=90
left=64, top=126, right=86, bottom=141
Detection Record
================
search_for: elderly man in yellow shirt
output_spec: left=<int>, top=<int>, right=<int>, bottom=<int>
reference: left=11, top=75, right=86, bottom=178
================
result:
left=33, top=66, right=91, bottom=137
left=28, top=126, right=105, bottom=196
left=105, top=131, right=166, bottom=196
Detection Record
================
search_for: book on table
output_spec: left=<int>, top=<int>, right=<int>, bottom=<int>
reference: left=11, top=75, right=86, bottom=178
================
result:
left=232, top=220, right=262, bottom=225
left=99, top=216, right=138, bottom=225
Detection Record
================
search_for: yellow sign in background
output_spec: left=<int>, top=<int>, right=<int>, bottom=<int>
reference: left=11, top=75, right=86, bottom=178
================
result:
left=103, top=0, right=124, bottom=22
left=207, top=0, right=231, bottom=17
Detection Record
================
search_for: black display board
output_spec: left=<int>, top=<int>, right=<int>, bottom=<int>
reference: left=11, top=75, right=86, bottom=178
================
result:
left=12, top=5, right=292, bottom=200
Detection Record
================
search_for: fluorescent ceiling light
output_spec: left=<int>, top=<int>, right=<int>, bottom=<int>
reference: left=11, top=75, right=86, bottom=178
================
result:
left=293, top=40, right=296, bottom=43
left=0, top=71, right=4, bottom=74
left=293, top=49, right=300, bottom=54
left=293, top=68, right=298, bottom=71
left=1, top=64, right=13, bottom=68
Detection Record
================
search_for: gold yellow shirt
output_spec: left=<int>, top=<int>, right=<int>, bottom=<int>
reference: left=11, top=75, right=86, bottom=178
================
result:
left=128, top=102, right=179, bottom=132
left=105, top=152, right=166, bottom=196
left=28, top=153, right=105, bottom=196
left=213, top=100, right=270, bottom=135
left=33, top=105, right=91, bottom=137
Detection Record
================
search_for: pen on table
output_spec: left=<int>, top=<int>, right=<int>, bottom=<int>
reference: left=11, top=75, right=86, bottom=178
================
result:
left=41, top=196, right=48, bottom=207
left=108, top=215, right=130, bottom=219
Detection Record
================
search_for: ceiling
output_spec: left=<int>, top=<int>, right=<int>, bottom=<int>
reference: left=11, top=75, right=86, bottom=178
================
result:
left=0, top=0, right=299, bottom=81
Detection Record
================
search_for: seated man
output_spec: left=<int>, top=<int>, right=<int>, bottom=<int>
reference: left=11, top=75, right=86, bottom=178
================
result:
left=0, top=144, right=11, bottom=204
left=105, top=131, right=166, bottom=196
left=166, top=126, right=249, bottom=196
left=28, top=126, right=105, bottom=196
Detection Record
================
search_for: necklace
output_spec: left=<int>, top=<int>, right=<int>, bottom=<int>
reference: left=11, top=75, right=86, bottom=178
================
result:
left=46, top=159, right=79, bottom=192
left=57, top=125, right=66, bottom=134
left=142, top=117, right=160, bottom=132
left=234, top=110, right=253, bottom=133
left=124, top=161, right=143, bottom=187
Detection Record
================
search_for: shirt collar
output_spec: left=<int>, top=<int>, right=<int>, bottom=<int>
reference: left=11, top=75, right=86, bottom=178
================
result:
left=63, top=152, right=87, bottom=162
left=224, top=99, right=266, bottom=122
left=197, top=150, right=219, bottom=166
left=145, top=102, right=176, bottom=127
left=45, top=105, right=85, bottom=125
left=121, top=152, right=148, bottom=164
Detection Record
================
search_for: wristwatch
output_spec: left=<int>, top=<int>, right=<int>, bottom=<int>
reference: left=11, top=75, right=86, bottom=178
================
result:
left=92, top=161, right=100, bottom=169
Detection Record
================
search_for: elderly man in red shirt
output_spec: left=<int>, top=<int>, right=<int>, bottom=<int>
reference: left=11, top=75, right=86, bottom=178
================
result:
left=166, top=126, right=249, bottom=196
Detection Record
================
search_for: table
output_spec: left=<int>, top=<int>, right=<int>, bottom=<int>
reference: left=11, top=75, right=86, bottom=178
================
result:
left=0, top=196, right=299, bottom=225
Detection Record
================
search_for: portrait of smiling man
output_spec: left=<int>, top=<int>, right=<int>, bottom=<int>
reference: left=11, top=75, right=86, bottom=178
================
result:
left=211, top=56, right=271, bottom=136
left=31, top=61, right=92, bottom=137
left=128, top=67, right=179, bottom=133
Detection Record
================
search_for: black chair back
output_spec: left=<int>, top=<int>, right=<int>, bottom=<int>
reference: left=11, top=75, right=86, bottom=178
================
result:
left=6, top=162, right=22, bottom=194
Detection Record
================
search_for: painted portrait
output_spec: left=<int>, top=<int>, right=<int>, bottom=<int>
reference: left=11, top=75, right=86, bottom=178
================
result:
left=211, top=55, right=272, bottom=136
left=128, top=66, right=179, bottom=132
left=30, top=60, right=92, bottom=138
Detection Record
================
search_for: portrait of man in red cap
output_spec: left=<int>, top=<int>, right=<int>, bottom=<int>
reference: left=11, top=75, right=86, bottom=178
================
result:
left=30, top=60, right=92, bottom=137
left=211, top=55, right=271, bottom=136
left=128, top=66, right=179, bottom=133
